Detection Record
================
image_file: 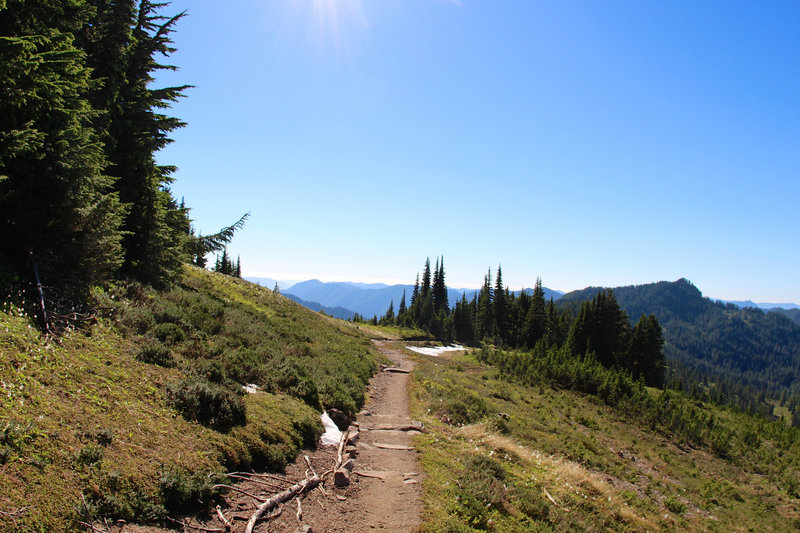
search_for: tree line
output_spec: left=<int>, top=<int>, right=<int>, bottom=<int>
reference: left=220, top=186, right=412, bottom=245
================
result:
left=0, top=1, right=244, bottom=330
left=370, top=258, right=665, bottom=387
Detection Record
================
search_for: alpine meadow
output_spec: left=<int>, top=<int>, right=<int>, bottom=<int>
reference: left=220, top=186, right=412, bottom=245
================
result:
left=2, top=1, right=800, bottom=532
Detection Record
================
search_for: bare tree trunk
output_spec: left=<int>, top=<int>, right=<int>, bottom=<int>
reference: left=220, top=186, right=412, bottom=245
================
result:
left=27, top=250, right=50, bottom=334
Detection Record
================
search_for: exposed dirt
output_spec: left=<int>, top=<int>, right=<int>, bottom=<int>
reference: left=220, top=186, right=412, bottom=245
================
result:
left=123, top=340, right=424, bottom=533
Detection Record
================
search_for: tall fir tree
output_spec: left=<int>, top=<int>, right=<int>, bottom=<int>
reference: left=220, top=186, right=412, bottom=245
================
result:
left=421, top=257, right=431, bottom=298
left=493, top=265, right=507, bottom=342
left=82, top=0, right=192, bottom=286
left=475, top=270, right=494, bottom=341
left=0, top=0, right=126, bottom=294
left=432, top=256, right=448, bottom=313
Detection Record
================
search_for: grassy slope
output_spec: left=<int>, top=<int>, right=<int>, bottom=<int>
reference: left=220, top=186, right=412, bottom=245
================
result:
left=0, top=267, right=382, bottom=532
left=409, top=347, right=800, bottom=532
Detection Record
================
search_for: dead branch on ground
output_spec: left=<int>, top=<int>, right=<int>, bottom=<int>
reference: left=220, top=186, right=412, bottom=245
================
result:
left=243, top=475, right=322, bottom=533
left=215, top=506, right=232, bottom=531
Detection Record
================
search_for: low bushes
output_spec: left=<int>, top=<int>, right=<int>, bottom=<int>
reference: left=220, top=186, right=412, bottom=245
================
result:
left=166, top=378, right=246, bottom=431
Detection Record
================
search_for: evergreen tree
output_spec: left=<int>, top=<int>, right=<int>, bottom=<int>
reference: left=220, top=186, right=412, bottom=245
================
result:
left=383, top=300, right=395, bottom=324
left=432, top=256, right=449, bottom=313
left=523, top=277, right=547, bottom=348
left=397, top=289, right=407, bottom=323
left=453, top=293, right=475, bottom=344
left=421, top=258, right=431, bottom=298
left=494, top=265, right=507, bottom=341
left=475, top=270, right=494, bottom=341
left=84, top=0, right=192, bottom=286
left=0, top=0, right=126, bottom=295
left=234, top=256, right=241, bottom=278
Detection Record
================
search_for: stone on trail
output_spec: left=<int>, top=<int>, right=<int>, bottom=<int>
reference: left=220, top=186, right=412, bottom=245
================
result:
left=327, top=408, right=351, bottom=431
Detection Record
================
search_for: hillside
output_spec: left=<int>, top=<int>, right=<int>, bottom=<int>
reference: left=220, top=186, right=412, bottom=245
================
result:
left=282, top=293, right=356, bottom=320
left=0, top=267, right=382, bottom=531
left=558, top=279, right=800, bottom=408
left=409, top=345, right=800, bottom=532
left=770, top=307, right=800, bottom=327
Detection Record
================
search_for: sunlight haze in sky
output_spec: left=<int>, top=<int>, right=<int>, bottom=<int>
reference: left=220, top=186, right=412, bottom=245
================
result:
left=155, top=0, right=800, bottom=302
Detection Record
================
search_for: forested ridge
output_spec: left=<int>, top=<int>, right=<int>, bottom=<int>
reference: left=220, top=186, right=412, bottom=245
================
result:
left=559, top=279, right=800, bottom=423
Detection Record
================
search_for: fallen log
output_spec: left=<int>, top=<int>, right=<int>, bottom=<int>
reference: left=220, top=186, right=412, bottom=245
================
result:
left=244, top=475, right=321, bottom=533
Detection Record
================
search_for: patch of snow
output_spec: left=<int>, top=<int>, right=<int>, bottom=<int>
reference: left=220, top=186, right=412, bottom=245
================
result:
left=406, top=345, right=465, bottom=357
left=320, top=411, right=342, bottom=446
left=242, top=383, right=260, bottom=394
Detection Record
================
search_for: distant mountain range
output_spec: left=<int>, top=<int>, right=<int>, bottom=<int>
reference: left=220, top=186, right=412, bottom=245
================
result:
left=716, top=299, right=800, bottom=311
left=281, top=294, right=355, bottom=321
left=272, top=279, right=564, bottom=319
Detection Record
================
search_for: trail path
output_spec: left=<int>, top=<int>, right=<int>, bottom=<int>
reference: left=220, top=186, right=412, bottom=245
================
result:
left=124, top=340, right=423, bottom=533
left=229, top=339, right=423, bottom=532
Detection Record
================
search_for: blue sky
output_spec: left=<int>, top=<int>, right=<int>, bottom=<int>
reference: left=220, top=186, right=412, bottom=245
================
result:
left=155, top=0, right=799, bottom=302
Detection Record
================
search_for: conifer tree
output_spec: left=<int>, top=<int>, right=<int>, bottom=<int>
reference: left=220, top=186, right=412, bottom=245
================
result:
left=421, top=258, right=431, bottom=298
left=0, top=0, right=126, bottom=294
left=432, top=256, right=449, bottom=313
left=523, top=277, right=547, bottom=347
left=383, top=300, right=395, bottom=324
left=82, top=0, right=192, bottom=286
left=475, top=270, right=494, bottom=341
left=493, top=265, right=507, bottom=341
left=397, top=289, right=407, bottom=322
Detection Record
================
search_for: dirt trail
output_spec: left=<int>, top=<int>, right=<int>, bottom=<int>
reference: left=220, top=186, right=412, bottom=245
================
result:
left=221, top=339, right=423, bottom=533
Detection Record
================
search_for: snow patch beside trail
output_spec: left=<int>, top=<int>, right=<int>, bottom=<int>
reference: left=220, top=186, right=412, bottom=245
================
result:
left=406, top=345, right=465, bottom=357
left=242, top=383, right=260, bottom=394
left=320, top=411, right=342, bottom=446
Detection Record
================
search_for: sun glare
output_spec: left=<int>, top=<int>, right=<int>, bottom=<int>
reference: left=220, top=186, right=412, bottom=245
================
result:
left=302, top=0, right=368, bottom=51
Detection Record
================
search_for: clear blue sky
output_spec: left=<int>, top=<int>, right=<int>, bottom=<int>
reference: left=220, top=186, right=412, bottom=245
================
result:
left=155, top=0, right=800, bottom=302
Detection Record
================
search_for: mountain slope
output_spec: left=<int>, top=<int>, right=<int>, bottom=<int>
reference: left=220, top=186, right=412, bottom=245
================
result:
left=769, top=307, right=800, bottom=327
left=0, top=267, right=381, bottom=531
left=282, top=293, right=356, bottom=320
left=559, top=279, right=800, bottom=400
left=410, top=346, right=800, bottom=532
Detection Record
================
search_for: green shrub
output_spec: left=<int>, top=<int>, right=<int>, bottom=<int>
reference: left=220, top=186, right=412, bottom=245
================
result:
left=120, top=305, right=155, bottom=334
left=187, top=358, right=226, bottom=384
left=440, top=390, right=489, bottom=426
left=151, top=322, right=186, bottom=345
left=263, top=359, right=322, bottom=411
left=515, top=484, right=550, bottom=521
left=166, top=378, right=246, bottom=431
left=160, top=468, right=222, bottom=514
left=664, top=495, right=686, bottom=515
left=76, top=444, right=103, bottom=465
left=455, top=455, right=507, bottom=529
left=223, top=346, right=263, bottom=383
left=135, top=343, right=175, bottom=367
